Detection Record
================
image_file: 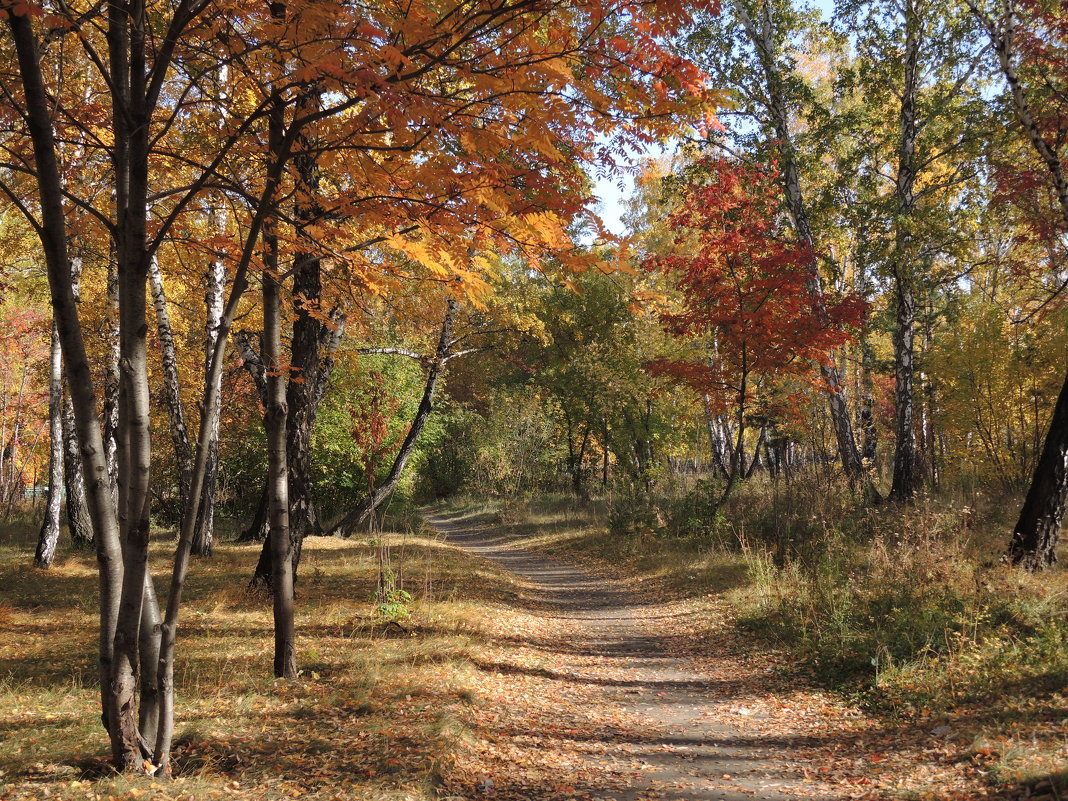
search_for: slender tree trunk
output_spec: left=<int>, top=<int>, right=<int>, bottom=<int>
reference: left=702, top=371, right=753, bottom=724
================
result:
left=921, top=310, right=938, bottom=488
left=890, top=279, right=917, bottom=501
left=34, top=322, right=63, bottom=568
left=249, top=311, right=344, bottom=586
left=574, top=425, right=590, bottom=495
left=327, top=300, right=458, bottom=538
left=239, top=483, right=270, bottom=543
left=602, top=419, right=610, bottom=486
left=152, top=136, right=288, bottom=777
left=702, top=395, right=730, bottom=480
left=745, top=425, right=767, bottom=479
left=191, top=67, right=231, bottom=558
left=64, top=256, right=94, bottom=547
left=108, top=0, right=160, bottom=760
left=62, top=393, right=94, bottom=546
left=718, top=365, right=747, bottom=507
left=264, top=205, right=297, bottom=679
left=192, top=434, right=220, bottom=556
left=148, top=257, right=194, bottom=510
left=192, top=233, right=228, bottom=558
left=266, top=275, right=296, bottom=677
left=889, top=0, right=920, bottom=503
left=7, top=7, right=126, bottom=762
left=104, top=260, right=121, bottom=499
left=286, top=89, right=327, bottom=545
left=736, top=0, right=863, bottom=479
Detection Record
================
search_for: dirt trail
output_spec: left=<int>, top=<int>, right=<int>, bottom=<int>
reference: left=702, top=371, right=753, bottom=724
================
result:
left=428, top=512, right=841, bottom=801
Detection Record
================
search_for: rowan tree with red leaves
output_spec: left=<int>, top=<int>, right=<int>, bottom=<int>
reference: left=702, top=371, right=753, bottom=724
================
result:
left=646, top=158, right=865, bottom=501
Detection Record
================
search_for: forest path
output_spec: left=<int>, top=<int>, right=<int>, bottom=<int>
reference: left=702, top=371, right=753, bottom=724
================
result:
left=427, top=511, right=842, bottom=801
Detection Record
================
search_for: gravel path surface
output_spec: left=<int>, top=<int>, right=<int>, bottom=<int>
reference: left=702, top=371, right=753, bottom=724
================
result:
left=428, top=512, right=838, bottom=801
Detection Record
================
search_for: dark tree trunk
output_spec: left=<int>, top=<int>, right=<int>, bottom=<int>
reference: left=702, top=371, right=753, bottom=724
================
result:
left=7, top=7, right=127, bottom=764
left=328, top=300, right=458, bottom=538
left=745, top=425, right=767, bottom=479
left=1007, top=367, right=1068, bottom=570
left=573, top=425, right=590, bottom=495
left=108, top=0, right=159, bottom=759
left=249, top=308, right=343, bottom=587
left=245, top=92, right=347, bottom=585
left=239, top=483, right=270, bottom=543
left=602, top=419, right=611, bottom=486
left=285, top=90, right=327, bottom=545
left=889, top=0, right=920, bottom=503
left=263, top=160, right=297, bottom=678
left=34, top=322, right=63, bottom=568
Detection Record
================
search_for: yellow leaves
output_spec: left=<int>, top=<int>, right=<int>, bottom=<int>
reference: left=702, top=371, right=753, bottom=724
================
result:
left=386, top=233, right=455, bottom=279
left=627, top=289, right=667, bottom=316
left=540, top=57, right=575, bottom=88
left=517, top=211, right=570, bottom=251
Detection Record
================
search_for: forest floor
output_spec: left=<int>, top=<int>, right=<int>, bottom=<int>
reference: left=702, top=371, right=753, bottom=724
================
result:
left=0, top=502, right=1062, bottom=801
left=426, top=507, right=1042, bottom=801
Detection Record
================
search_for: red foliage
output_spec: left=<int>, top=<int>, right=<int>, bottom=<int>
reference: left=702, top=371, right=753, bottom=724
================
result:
left=991, top=0, right=1068, bottom=249
left=644, top=158, right=864, bottom=410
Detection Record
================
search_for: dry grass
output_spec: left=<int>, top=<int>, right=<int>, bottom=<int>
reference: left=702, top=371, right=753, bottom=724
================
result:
left=436, top=483, right=1068, bottom=798
left=0, top=517, right=520, bottom=801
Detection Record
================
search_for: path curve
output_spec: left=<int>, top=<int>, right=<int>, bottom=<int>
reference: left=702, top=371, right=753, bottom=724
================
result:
left=427, top=512, right=839, bottom=801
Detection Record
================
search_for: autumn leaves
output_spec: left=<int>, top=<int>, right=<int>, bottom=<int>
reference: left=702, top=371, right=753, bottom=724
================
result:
left=1, top=0, right=710, bottom=772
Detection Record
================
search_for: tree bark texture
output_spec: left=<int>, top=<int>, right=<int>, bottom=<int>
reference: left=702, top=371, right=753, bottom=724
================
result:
left=1008, top=368, right=1068, bottom=569
left=889, top=0, right=920, bottom=503
left=63, top=393, right=94, bottom=546
left=7, top=6, right=127, bottom=764
left=103, top=260, right=121, bottom=499
left=34, top=322, right=63, bottom=568
left=249, top=309, right=345, bottom=586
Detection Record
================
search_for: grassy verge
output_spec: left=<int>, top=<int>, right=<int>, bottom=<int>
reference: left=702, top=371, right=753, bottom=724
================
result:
left=434, top=482, right=1068, bottom=797
left=0, top=516, right=519, bottom=801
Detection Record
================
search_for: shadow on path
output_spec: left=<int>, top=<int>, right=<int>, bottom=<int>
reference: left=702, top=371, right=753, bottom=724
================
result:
left=427, top=512, right=838, bottom=801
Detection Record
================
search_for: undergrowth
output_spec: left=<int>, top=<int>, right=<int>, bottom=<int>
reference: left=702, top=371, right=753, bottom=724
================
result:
left=447, top=476, right=1068, bottom=795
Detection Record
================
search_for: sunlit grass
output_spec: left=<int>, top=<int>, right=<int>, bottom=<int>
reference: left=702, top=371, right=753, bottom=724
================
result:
left=437, top=483, right=1068, bottom=797
left=0, top=517, right=518, bottom=800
